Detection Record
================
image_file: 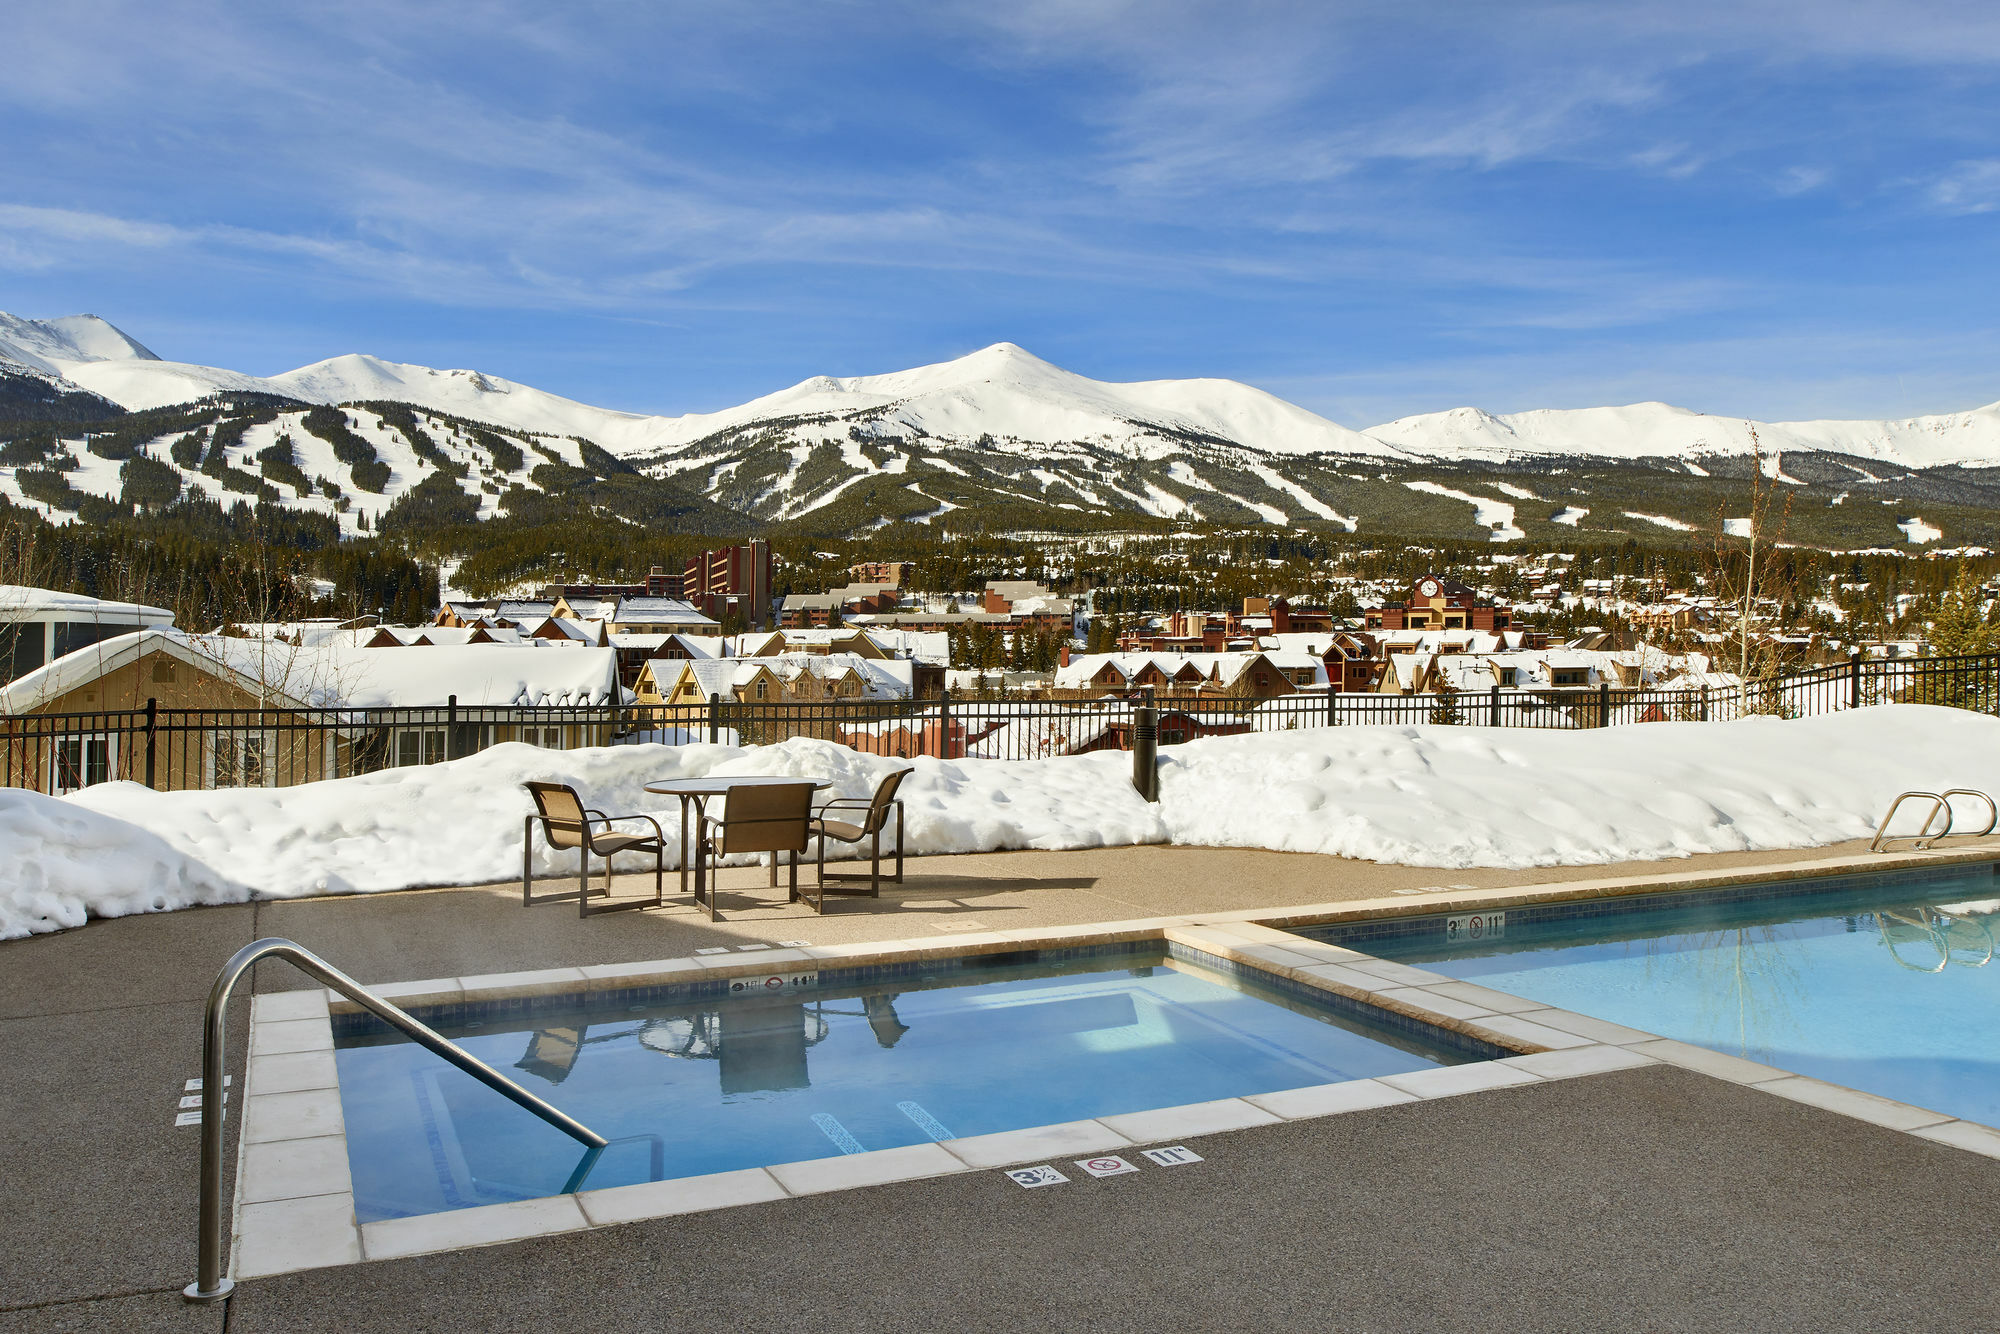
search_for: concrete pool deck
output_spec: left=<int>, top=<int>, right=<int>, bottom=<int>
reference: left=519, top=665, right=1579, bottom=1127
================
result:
left=7, top=835, right=2000, bottom=1331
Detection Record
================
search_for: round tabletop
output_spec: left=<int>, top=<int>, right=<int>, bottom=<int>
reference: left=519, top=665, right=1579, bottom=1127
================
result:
left=644, top=776, right=834, bottom=796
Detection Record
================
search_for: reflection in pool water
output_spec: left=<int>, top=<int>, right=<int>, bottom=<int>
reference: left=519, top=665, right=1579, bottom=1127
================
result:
left=333, top=949, right=1481, bottom=1221
left=1348, top=869, right=2000, bottom=1128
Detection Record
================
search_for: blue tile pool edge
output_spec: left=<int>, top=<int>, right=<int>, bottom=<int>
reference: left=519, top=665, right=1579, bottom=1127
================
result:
left=1292, top=859, right=2000, bottom=952
left=329, top=938, right=1510, bottom=1066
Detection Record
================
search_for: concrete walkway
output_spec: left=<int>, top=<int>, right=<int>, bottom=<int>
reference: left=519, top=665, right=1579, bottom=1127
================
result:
left=5, top=837, right=2000, bottom=1331
left=246, top=833, right=1982, bottom=988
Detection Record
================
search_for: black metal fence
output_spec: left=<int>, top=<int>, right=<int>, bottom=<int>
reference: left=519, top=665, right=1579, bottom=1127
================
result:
left=4, top=652, right=1994, bottom=795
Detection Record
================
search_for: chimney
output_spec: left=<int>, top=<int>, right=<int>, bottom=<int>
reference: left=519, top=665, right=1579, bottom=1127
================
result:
left=1058, top=643, right=1071, bottom=667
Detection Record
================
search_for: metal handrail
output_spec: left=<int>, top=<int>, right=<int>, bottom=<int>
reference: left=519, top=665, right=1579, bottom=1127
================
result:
left=184, top=937, right=607, bottom=1305
left=1941, top=789, right=1999, bottom=839
left=1870, top=792, right=1951, bottom=853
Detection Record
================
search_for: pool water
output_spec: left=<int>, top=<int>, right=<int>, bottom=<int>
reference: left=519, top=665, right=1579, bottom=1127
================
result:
left=1329, top=866, right=2000, bottom=1127
left=334, top=947, right=1484, bottom=1221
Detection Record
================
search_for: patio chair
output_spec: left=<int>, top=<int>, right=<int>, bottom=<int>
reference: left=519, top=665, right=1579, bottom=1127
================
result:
left=522, top=781, right=667, bottom=919
left=806, top=767, right=910, bottom=911
left=694, top=781, right=817, bottom=921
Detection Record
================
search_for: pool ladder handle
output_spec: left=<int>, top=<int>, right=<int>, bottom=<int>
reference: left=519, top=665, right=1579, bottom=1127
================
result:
left=183, top=937, right=608, bottom=1306
left=1870, top=789, right=1998, bottom=854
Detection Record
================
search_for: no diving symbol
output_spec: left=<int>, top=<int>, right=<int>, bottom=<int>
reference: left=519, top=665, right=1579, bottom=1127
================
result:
left=1076, top=1155, right=1139, bottom=1178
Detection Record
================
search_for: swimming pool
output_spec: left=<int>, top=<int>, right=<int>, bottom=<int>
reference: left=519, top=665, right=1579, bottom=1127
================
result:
left=332, top=943, right=1501, bottom=1221
left=1301, top=864, right=2000, bottom=1127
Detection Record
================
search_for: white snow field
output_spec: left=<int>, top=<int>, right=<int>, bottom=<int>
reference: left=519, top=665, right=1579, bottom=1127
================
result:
left=5, top=705, right=1995, bottom=940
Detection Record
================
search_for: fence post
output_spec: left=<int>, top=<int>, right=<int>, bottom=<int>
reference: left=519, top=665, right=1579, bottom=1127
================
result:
left=444, top=694, right=457, bottom=761
left=1489, top=685, right=1500, bottom=728
left=937, top=688, right=952, bottom=759
left=1849, top=655, right=1862, bottom=711
left=1598, top=682, right=1610, bottom=728
left=1700, top=685, right=1709, bottom=722
left=707, top=692, right=721, bottom=746
left=1131, top=689, right=1159, bottom=802
left=144, top=696, right=158, bottom=789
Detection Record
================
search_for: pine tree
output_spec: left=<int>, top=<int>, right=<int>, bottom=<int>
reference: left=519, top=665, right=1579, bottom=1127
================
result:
left=1921, top=565, right=1999, bottom=711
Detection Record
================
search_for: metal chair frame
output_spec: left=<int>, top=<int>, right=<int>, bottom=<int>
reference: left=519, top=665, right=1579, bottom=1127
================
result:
left=522, top=780, right=667, bottom=918
left=692, top=781, right=817, bottom=921
left=807, top=769, right=910, bottom=913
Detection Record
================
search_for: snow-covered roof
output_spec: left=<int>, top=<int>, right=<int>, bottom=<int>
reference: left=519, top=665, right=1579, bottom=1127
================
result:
left=613, top=596, right=716, bottom=626
left=0, top=628, right=619, bottom=712
left=0, top=584, right=174, bottom=624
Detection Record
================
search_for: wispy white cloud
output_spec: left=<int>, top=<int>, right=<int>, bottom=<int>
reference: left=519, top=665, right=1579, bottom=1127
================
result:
left=1930, top=159, right=2000, bottom=213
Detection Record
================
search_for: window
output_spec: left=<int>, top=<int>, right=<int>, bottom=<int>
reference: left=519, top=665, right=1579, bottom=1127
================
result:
left=51, top=620, right=143, bottom=659
left=52, top=734, right=114, bottom=793
left=1498, top=668, right=1518, bottom=686
left=754, top=679, right=769, bottom=700
left=152, top=657, right=177, bottom=684
left=519, top=724, right=564, bottom=749
left=395, top=728, right=446, bottom=767
left=1552, top=669, right=1587, bottom=687
left=211, top=732, right=272, bottom=788
left=2, top=623, right=45, bottom=684
left=1445, top=616, right=1464, bottom=629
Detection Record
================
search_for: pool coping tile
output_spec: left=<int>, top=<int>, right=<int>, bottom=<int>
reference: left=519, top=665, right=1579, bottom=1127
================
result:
left=766, top=1142, right=970, bottom=1196
left=1624, top=1039, right=1794, bottom=1086
left=1097, top=1097, right=1282, bottom=1144
left=940, top=1119, right=1131, bottom=1170
left=1498, top=1045, right=1660, bottom=1082
left=239, top=1133, right=353, bottom=1206
left=251, top=990, right=330, bottom=1024
left=245, top=1049, right=339, bottom=1096
left=1755, top=1076, right=1956, bottom=1132
left=577, top=1168, right=789, bottom=1227
left=1377, top=1061, right=1545, bottom=1100
left=232, top=1192, right=362, bottom=1280
left=1244, top=1077, right=1421, bottom=1121
left=241, top=1087, right=344, bottom=1144
left=1909, top=1119, right=2000, bottom=1160
left=361, top=1194, right=591, bottom=1262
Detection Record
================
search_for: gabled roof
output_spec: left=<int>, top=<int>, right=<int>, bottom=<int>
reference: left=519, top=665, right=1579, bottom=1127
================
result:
left=613, top=596, right=717, bottom=626
left=0, top=628, right=621, bottom=711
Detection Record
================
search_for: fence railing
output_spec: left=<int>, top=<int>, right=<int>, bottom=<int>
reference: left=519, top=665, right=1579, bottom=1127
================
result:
left=3, top=652, right=1993, bottom=795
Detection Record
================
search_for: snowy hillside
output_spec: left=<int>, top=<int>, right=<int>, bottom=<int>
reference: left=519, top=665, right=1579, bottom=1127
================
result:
left=7, top=311, right=2000, bottom=545
left=620, top=341, right=1401, bottom=461
left=0, top=313, right=160, bottom=375
left=1369, top=399, right=2000, bottom=469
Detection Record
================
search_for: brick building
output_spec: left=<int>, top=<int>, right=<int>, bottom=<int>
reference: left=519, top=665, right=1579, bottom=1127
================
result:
left=684, top=540, right=773, bottom=630
left=1364, top=575, right=1517, bottom=633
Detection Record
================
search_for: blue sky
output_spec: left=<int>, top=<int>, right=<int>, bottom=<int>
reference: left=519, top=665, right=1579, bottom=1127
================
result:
left=3, top=1, right=1999, bottom=426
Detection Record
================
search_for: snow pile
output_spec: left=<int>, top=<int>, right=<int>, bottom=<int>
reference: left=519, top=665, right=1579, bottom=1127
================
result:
left=1159, top=706, right=2000, bottom=868
left=2, top=738, right=1158, bottom=939
left=4, top=705, right=1996, bottom=939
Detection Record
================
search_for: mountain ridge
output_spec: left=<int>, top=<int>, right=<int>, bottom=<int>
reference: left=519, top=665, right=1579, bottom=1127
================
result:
left=8, top=312, right=2000, bottom=470
left=6, top=312, right=2000, bottom=550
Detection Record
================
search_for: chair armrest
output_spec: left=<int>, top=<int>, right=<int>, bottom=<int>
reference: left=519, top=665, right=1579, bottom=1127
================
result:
left=596, top=812, right=665, bottom=838
left=813, top=797, right=874, bottom=815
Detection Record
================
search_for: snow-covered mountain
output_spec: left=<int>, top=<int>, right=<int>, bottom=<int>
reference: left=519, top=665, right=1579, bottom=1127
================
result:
left=9, top=311, right=2000, bottom=469
left=1369, top=400, right=2000, bottom=470
left=8, top=311, right=2000, bottom=547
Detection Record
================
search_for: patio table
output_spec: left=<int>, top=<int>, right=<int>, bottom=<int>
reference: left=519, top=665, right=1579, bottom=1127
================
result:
left=645, top=776, right=832, bottom=911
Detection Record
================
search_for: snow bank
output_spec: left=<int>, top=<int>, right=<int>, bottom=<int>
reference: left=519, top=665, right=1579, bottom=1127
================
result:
left=5, top=706, right=1997, bottom=939
left=2, top=739, right=1160, bottom=939
left=1159, top=706, right=2000, bottom=868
